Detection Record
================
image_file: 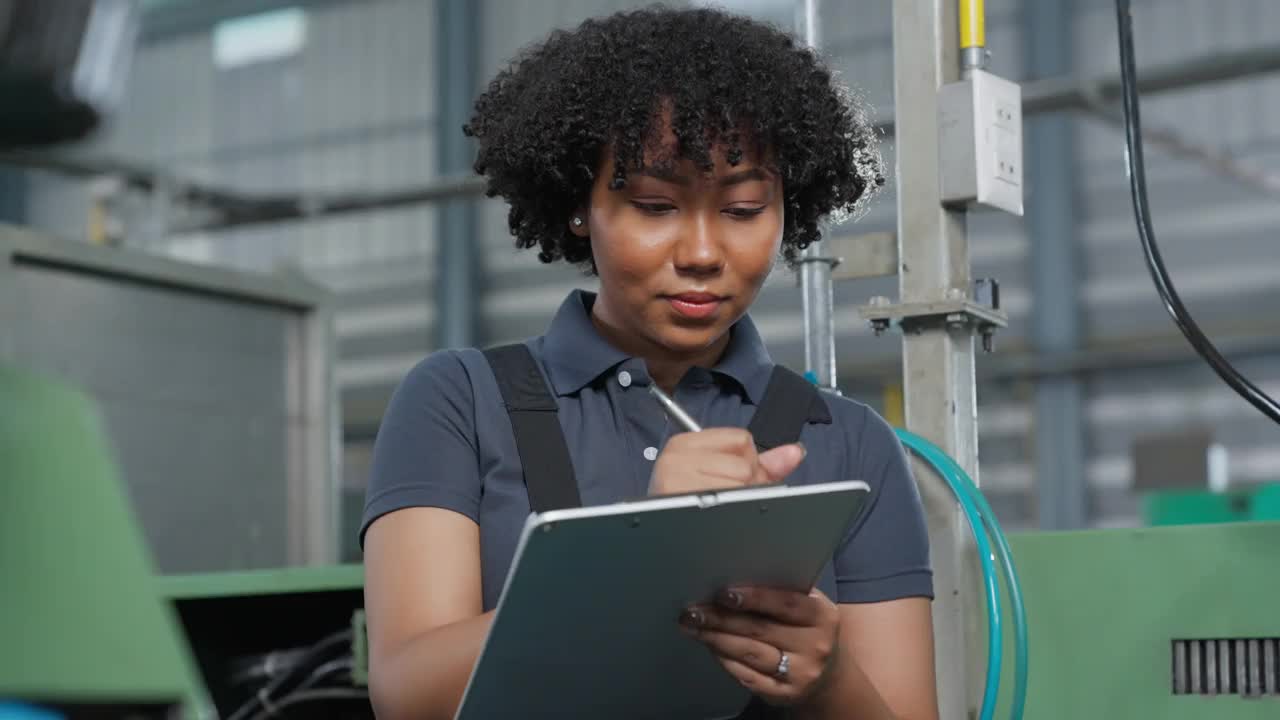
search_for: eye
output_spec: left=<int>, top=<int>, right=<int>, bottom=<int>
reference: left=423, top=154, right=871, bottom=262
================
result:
left=632, top=201, right=677, bottom=215
left=724, top=206, right=766, bottom=219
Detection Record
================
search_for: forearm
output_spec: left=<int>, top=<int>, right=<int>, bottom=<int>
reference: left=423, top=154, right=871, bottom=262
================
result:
left=789, top=647, right=900, bottom=720
left=369, top=610, right=494, bottom=720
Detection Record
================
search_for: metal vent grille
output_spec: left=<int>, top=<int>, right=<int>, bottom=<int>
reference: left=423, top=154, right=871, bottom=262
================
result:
left=1173, top=638, right=1280, bottom=696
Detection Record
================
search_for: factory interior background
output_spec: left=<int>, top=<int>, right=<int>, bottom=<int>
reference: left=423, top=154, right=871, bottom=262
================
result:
left=6, top=0, right=1274, bottom=571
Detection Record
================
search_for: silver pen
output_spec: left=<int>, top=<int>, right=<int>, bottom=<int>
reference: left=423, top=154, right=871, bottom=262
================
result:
left=648, top=384, right=703, bottom=433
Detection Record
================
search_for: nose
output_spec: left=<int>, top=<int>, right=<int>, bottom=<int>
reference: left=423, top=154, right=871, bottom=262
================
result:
left=672, top=213, right=725, bottom=277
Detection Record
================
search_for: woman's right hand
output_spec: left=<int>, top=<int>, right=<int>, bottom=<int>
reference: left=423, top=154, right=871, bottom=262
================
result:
left=648, top=428, right=806, bottom=496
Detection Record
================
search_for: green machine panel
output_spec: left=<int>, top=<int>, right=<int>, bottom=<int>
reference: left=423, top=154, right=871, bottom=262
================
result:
left=1143, top=485, right=1280, bottom=527
left=0, top=365, right=205, bottom=716
left=1005, top=522, right=1280, bottom=719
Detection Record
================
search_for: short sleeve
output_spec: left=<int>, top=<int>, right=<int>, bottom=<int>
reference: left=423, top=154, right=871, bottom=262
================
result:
left=358, top=350, right=481, bottom=548
left=832, top=407, right=934, bottom=603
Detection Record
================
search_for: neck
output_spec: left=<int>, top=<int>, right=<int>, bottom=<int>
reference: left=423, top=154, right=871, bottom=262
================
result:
left=589, top=303, right=729, bottom=394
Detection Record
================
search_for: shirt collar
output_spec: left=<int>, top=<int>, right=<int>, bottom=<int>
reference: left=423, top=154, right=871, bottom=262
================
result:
left=710, top=310, right=775, bottom=405
left=540, top=290, right=630, bottom=396
left=540, top=289, right=775, bottom=404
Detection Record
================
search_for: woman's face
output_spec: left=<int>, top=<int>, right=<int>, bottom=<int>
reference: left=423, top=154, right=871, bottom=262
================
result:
left=576, top=135, right=784, bottom=360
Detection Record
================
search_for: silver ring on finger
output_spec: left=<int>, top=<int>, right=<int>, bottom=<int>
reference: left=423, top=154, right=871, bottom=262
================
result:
left=774, top=650, right=790, bottom=680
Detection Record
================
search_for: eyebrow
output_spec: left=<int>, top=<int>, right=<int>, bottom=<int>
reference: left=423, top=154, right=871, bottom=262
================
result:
left=719, top=167, right=771, bottom=187
left=634, top=166, right=772, bottom=188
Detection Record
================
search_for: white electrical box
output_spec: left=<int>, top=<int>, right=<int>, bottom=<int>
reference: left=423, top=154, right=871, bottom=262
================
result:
left=938, top=69, right=1024, bottom=216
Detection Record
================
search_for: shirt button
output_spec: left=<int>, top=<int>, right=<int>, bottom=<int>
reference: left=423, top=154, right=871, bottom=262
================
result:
left=618, top=370, right=633, bottom=388
left=643, top=446, right=658, bottom=461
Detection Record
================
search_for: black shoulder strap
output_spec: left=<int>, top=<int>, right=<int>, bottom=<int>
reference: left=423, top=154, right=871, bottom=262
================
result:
left=747, top=366, right=821, bottom=450
left=482, top=344, right=582, bottom=512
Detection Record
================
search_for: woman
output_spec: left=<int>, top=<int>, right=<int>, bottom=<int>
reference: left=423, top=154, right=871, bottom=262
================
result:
left=361, top=6, right=938, bottom=719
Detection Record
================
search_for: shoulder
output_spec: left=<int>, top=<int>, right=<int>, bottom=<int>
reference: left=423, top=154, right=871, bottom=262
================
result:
left=817, top=390, right=932, bottom=601
left=389, top=341, right=557, bottom=417
left=816, top=391, right=903, bottom=462
left=393, top=345, right=522, bottom=396
left=391, top=348, right=478, bottom=403
left=362, top=349, right=498, bottom=543
left=384, top=346, right=512, bottom=422
left=400, top=347, right=472, bottom=386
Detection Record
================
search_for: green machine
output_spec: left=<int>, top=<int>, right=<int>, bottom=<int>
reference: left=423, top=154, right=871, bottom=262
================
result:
left=1006, top=523, right=1280, bottom=719
left=156, top=566, right=369, bottom=718
left=0, top=366, right=208, bottom=716
left=1, top=361, right=363, bottom=719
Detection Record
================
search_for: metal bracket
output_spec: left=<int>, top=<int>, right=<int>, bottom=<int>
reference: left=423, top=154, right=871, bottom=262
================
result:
left=857, top=296, right=1009, bottom=352
left=794, top=253, right=841, bottom=271
left=792, top=231, right=900, bottom=287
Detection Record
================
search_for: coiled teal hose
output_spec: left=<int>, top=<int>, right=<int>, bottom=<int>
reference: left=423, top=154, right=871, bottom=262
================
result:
left=935, top=439, right=1028, bottom=720
left=894, top=428, right=1028, bottom=720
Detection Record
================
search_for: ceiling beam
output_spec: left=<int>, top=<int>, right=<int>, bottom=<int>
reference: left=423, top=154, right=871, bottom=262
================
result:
left=140, top=0, right=351, bottom=44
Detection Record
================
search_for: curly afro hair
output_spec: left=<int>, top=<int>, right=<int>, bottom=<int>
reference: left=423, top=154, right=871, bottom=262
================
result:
left=463, top=4, right=885, bottom=270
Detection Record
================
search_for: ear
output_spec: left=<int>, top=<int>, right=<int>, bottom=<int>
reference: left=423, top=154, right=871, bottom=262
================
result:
left=568, top=208, right=590, bottom=237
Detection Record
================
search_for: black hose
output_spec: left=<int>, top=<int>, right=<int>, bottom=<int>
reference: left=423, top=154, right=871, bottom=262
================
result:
left=1114, top=0, right=1280, bottom=425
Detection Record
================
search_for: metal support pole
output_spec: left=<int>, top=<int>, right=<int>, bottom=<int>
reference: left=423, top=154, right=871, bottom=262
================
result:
left=797, top=0, right=839, bottom=392
left=1025, top=0, right=1088, bottom=530
left=433, top=0, right=481, bottom=350
left=892, top=0, right=981, bottom=717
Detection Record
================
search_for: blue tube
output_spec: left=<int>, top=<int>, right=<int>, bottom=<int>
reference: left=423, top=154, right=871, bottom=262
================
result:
left=894, top=431, right=1003, bottom=720
left=929, top=438, right=1029, bottom=720
left=895, top=429, right=1029, bottom=720
left=0, top=705, right=63, bottom=720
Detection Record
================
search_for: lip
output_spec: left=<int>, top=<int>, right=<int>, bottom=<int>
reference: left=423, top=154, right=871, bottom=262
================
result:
left=665, top=292, right=726, bottom=320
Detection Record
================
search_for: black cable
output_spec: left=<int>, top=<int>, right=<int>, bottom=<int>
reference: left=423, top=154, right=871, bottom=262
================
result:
left=1114, top=0, right=1280, bottom=425
left=243, top=688, right=370, bottom=720
left=225, top=630, right=355, bottom=720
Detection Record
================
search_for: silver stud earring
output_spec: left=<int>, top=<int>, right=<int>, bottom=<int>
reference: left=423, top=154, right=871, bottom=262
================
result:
left=572, top=216, right=584, bottom=227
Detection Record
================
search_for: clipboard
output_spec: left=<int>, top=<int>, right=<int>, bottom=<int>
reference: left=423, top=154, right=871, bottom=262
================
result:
left=455, top=480, right=872, bottom=720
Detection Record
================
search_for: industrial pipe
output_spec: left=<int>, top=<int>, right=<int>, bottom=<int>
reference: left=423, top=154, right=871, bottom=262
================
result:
left=959, top=0, right=986, bottom=72
left=797, top=0, right=840, bottom=393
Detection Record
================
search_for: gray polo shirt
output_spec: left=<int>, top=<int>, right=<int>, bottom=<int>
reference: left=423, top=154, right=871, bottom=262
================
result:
left=361, top=289, right=933, bottom=611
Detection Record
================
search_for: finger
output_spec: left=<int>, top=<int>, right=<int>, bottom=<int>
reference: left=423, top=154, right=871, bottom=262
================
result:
left=757, top=442, right=805, bottom=482
left=693, top=605, right=774, bottom=641
left=748, top=449, right=773, bottom=486
left=669, top=427, right=756, bottom=453
left=716, top=586, right=826, bottom=626
left=694, top=629, right=786, bottom=679
left=715, top=656, right=792, bottom=704
left=662, top=429, right=768, bottom=486
left=693, top=454, right=759, bottom=485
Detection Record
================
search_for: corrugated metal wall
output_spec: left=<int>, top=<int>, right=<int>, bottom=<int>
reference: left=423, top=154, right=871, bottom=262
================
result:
left=16, top=0, right=1280, bottom=536
left=1065, top=0, right=1280, bottom=524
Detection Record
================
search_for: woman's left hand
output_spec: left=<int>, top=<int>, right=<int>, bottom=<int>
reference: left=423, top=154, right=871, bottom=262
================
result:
left=679, top=586, right=841, bottom=707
